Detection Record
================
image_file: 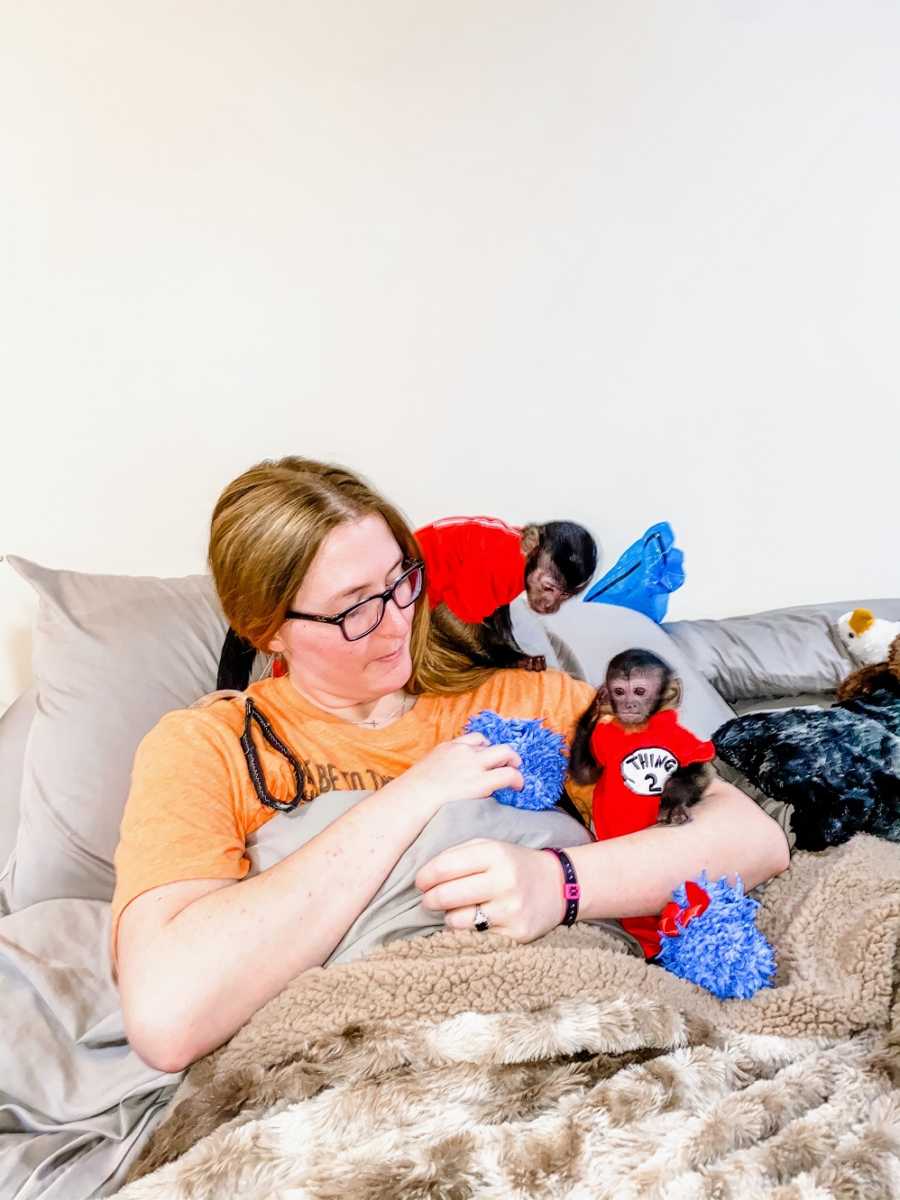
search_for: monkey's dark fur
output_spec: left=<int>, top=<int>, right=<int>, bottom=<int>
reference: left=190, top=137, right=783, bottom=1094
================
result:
left=570, top=648, right=714, bottom=825
left=429, top=604, right=538, bottom=673
left=659, top=762, right=716, bottom=822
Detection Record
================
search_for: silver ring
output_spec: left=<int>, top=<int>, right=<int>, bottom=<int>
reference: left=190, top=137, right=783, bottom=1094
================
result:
left=473, top=905, right=490, bottom=933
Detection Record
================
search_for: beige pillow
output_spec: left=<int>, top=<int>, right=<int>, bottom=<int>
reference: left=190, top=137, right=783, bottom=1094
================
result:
left=5, top=557, right=231, bottom=910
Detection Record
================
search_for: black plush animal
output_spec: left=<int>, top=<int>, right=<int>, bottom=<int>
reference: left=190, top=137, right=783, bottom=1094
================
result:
left=714, top=689, right=900, bottom=851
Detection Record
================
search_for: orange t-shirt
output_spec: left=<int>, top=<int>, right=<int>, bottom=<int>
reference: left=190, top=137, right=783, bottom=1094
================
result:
left=112, top=669, right=596, bottom=952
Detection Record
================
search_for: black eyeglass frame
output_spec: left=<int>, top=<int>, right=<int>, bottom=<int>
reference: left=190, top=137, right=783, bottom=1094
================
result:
left=283, top=559, right=425, bottom=642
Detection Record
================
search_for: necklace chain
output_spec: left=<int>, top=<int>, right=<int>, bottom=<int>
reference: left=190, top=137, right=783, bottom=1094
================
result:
left=348, top=692, right=413, bottom=729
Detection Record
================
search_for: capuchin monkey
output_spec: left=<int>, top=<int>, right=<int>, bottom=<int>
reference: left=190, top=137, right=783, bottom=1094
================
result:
left=569, top=648, right=716, bottom=828
left=415, top=516, right=598, bottom=673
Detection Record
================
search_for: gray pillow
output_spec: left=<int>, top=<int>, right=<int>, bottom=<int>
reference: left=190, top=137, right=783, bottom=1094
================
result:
left=664, top=598, right=900, bottom=704
left=509, top=595, right=562, bottom=669
left=543, top=601, right=734, bottom=738
left=4, top=557, right=232, bottom=910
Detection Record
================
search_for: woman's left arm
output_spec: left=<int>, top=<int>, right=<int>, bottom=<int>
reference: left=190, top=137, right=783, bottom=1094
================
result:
left=567, top=776, right=790, bottom=922
left=417, top=778, right=790, bottom=941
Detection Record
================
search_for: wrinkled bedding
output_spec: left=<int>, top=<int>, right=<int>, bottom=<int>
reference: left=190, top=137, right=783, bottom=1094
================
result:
left=1, top=794, right=605, bottom=1199
left=0, top=899, right=178, bottom=1200
left=118, top=835, right=900, bottom=1199
left=5, top=737, right=899, bottom=1198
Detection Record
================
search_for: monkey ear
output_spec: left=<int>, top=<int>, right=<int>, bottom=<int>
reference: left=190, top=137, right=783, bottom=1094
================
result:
left=520, top=525, right=540, bottom=556
left=597, top=683, right=610, bottom=707
left=669, top=677, right=683, bottom=709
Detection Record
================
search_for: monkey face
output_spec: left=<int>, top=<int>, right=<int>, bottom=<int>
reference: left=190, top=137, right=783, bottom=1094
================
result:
left=525, top=555, right=569, bottom=614
left=608, top=667, right=665, bottom=725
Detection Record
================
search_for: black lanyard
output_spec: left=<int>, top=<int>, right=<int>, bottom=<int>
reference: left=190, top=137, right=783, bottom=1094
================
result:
left=240, top=697, right=313, bottom=812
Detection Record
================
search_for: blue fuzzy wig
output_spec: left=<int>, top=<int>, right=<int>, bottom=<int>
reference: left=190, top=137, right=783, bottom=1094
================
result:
left=656, top=873, right=776, bottom=1000
left=464, top=710, right=568, bottom=810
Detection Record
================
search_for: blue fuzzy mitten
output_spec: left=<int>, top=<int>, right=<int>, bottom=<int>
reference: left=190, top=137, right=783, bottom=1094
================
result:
left=656, top=873, right=776, bottom=1000
left=464, top=710, right=568, bottom=810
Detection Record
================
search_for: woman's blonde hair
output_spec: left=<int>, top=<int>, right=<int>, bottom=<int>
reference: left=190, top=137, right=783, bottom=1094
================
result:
left=209, top=456, right=497, bottom=695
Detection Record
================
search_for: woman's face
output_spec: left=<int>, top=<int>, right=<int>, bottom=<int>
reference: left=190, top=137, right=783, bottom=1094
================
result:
left=269, top=513, right=416, bottom=705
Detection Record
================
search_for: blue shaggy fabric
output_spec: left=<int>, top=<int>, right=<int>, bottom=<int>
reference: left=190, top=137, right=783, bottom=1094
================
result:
left=464, top=710, right=568, bottom=810
left=656, top=874, right=776, bottom=1000
left=714, top=687, right=900, bottom=851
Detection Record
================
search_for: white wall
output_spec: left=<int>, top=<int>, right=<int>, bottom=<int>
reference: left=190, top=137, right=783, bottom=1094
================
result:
left=3, top=0, right=899, bottom=710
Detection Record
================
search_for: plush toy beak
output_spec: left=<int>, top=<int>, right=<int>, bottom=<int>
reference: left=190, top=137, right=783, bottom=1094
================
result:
left=849, top=608, right=875, bottom=637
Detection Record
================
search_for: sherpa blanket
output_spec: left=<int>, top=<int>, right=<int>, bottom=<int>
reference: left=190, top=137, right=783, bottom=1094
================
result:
left=715, top=687, right=900, bottom=850
left=114, top=835, right=900, bottom=1200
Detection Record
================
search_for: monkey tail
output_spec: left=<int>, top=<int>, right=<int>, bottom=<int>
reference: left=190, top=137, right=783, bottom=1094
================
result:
left=217, top=626, right=258, bottom=691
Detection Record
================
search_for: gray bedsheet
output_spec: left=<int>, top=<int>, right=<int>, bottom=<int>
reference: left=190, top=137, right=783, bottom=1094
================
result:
left=1, top=794, right=602, bottom=1199
left=0, top=900, right=179, bottom=1199
left=245, top=790, right=611, bottom=966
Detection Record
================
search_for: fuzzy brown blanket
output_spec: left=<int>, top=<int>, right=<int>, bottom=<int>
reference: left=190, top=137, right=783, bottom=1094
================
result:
left=117, top=836, right=900, bottom=1199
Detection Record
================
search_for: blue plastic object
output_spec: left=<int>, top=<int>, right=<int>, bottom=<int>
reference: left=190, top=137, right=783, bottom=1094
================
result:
left=583, top=521, right=684, bottom=623
left=464, top=710, right=568, bottom=810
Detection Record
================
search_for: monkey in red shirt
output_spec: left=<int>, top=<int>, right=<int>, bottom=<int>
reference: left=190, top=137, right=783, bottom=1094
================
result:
left=569, top=648, right=716, bottom=958
left=413, top=516, right=597, bottom=671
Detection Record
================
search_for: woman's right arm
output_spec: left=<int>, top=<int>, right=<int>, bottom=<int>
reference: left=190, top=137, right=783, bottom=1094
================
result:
left=117, top=733, right=522, bottom=1074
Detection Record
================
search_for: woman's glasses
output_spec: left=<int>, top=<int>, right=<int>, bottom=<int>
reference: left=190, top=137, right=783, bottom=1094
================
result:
left=284, top=560, right=425, bottom=642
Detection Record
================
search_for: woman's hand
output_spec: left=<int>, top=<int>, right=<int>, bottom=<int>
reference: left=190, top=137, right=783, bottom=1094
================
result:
left=394, top=733, right=524, bottom=816
left=415, top=839, right=566, bottom=941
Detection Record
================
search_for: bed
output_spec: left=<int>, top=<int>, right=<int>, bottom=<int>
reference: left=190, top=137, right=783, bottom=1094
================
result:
left=2, top=556, right=898, bottom=1199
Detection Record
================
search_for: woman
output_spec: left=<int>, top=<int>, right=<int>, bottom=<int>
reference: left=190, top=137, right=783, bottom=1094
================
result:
left=113, top=456, right=789, bottom=1073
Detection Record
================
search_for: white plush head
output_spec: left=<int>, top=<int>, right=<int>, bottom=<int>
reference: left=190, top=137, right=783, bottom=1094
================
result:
left=837, top=608, right=900, bottom=666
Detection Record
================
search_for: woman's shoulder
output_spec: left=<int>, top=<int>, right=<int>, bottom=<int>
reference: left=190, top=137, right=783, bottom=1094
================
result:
left=139, top=677, right=284, bottom=756
left=485, top=666, right=594, bottom=699
left=465, top=667, right=595, bottom=718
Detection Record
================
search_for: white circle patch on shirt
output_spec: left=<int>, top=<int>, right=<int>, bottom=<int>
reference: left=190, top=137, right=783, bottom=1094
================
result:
left=620, top=747, right=679, bottom=796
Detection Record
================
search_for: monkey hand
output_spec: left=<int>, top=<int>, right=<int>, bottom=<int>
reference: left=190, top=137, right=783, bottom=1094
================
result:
left=657, top=803, right=691, bottom=826
left=516, top=655, right=547, bottom=672
left=659, top=762, right=715, bottom=817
